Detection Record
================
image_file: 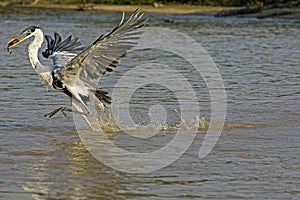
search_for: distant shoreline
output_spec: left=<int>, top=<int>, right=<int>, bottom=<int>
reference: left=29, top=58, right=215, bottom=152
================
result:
left=1, top=3, right=300, bottom=19
left=0, top=3, right=239, bottom=15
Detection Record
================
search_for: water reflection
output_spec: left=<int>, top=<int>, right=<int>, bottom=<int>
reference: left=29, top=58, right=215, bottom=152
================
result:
left=18, top=133, right=124, bottom=199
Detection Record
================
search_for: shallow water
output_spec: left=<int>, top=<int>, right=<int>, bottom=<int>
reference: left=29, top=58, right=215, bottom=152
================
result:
left=0, top=7, right=300, bottom=199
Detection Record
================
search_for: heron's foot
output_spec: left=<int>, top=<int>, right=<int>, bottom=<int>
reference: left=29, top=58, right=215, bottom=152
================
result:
left=44, top=107, right=72, bottom=118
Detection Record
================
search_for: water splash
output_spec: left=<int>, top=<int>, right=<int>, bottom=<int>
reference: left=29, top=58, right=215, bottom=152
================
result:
left=90, top=114, right=266, bottom=134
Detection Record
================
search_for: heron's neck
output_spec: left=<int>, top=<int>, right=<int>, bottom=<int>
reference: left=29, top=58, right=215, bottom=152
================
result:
left=28, top=29, right=50, bottom=74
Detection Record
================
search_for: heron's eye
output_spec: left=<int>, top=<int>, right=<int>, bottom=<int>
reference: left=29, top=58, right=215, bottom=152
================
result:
left=23, top=30, right=32, bottom=36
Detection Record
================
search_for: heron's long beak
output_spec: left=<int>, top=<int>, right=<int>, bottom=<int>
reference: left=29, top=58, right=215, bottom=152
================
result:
left=7, top=33, right=27, bottom=55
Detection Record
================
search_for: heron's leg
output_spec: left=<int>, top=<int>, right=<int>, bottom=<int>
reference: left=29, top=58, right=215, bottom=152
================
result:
left=44, top=107, right=88, bottom=118
left=71, top=101, right=96, bottom=130
left=44, top=107, right=72, bottom=118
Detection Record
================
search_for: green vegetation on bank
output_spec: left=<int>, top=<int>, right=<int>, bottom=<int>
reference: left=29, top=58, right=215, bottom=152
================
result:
left=2, top=0, right=299, bottom=18
left=4, top=0, right=300, bottom=7
left=83, top=0, right=300, bottom=6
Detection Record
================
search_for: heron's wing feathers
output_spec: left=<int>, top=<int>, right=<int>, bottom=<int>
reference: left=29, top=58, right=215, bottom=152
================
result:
left=59, top=9, right=147, bottom=87
left=42, top=33, right=85, bottom=67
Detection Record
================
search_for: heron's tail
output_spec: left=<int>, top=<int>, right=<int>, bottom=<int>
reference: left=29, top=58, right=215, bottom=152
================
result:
left=95, top=89, right=111, bottom=105
left=89, top=89, right=111, bottom=111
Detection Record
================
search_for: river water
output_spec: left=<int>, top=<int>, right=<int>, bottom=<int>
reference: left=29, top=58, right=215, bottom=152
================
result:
left=0, top=7, right=299, bottom=199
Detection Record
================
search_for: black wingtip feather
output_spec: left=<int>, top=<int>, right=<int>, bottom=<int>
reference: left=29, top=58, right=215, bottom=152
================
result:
left=42, top=33, right=84, bottom=59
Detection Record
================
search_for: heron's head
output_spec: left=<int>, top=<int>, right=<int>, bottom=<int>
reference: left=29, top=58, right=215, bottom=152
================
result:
left=7, top=26, right=40, bottom=54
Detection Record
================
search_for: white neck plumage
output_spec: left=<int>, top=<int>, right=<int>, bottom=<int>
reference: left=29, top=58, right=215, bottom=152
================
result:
left=28, top=28, right=47, bottom=73
left=28, top=28, right=52, bottom=85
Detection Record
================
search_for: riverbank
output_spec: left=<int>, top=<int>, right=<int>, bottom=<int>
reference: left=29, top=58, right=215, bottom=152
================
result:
left=0, top=2, right=238, bottom=15
left=1, top=2, right=300, bottom=19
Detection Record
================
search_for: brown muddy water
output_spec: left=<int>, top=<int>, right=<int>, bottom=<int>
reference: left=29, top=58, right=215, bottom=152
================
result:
left=0, top=7, right=299, bottom=199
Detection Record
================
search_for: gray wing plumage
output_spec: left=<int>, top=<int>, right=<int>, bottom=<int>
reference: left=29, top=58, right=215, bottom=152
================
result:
left=56, top=9, right=147, bottom=88
left=42, top=33, right=85, bottom=68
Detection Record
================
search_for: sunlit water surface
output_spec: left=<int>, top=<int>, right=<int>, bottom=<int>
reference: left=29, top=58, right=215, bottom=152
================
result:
left=0, top=7, right=299, bottom=199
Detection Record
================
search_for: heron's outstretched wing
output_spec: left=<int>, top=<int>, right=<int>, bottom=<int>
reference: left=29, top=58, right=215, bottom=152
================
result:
left=57, top=9, right=147, bottom=88
left=42, top=33, right=85, bottom=67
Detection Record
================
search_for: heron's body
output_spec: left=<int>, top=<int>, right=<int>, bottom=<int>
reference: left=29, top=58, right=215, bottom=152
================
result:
left=7, top=10, right=147, bottom=129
